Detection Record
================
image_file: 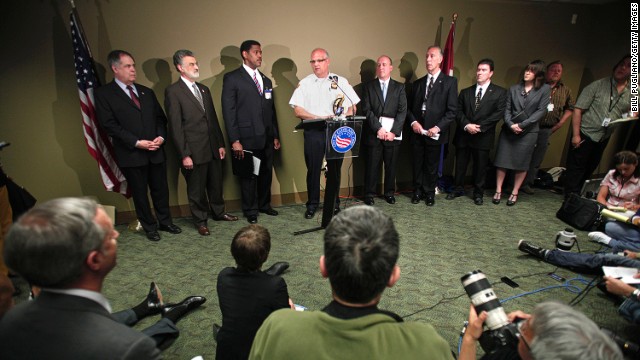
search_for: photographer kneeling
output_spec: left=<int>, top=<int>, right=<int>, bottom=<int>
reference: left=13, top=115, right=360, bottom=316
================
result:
left=459, top=301, right=622, bottom=360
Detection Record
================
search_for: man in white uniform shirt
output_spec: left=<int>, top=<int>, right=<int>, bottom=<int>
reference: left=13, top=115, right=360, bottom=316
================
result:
left=289, top=48, right=360, bottom=219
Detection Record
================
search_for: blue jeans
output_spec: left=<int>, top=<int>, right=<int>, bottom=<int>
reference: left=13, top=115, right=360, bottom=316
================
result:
left=606, top=220, right=640, bottom=243
left=545, top=251, right=640, bottom=274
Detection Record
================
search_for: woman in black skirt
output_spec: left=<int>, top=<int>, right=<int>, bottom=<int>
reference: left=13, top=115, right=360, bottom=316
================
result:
left=493, top=60, right=550, bottom=206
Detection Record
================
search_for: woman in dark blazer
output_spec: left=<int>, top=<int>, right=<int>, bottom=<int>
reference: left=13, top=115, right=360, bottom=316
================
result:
left=493, top=60, right=550, bottom=206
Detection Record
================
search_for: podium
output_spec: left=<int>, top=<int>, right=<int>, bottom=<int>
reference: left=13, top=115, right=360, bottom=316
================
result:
left=294, top=116, right=364, bottom=235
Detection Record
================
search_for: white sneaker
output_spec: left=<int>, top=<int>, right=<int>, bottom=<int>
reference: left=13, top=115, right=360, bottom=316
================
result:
left=588, top=231, right=612, bottom=245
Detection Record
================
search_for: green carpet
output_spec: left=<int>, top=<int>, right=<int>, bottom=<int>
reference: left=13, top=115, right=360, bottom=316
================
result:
left=21, top=189, right=638, bottom=359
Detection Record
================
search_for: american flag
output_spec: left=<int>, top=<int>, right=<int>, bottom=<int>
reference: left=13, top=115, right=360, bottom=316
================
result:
left=70, top=9, right=129, bottom=197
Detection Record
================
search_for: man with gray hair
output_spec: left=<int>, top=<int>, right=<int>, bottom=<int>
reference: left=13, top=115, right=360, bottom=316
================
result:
left=249, top=206, right=453, bottom=359
left=165, top=49, right=237, bottom=237
left=459, top=301, right=622, bottom=360
left=0, top=198, right=205, bottom=359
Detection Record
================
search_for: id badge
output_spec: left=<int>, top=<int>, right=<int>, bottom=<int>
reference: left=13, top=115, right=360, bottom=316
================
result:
left=547, top=103, right=554, bottom=112
left=264, top=89, right=272, bottom=100
left=602, top=117, right=611, bottom=127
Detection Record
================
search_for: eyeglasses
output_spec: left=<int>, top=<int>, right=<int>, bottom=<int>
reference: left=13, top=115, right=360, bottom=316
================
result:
left=309, top=59, right=327, bottom=64
left=516, top=320, right=531, bottom=351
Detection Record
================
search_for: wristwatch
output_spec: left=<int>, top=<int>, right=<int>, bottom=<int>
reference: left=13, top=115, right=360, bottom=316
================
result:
left=630, top=288, right=640, bottom=301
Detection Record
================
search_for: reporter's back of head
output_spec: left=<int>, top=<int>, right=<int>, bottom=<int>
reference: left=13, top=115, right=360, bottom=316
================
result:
left=4, top=197, right=105, bottom=288
left=530, top=302, right=622, bottom=360
left=323, top=205, right=399, bottom=304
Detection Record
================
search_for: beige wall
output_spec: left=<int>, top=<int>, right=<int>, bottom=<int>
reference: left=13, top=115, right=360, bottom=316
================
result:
left=0, top=0, right=629, bottom=214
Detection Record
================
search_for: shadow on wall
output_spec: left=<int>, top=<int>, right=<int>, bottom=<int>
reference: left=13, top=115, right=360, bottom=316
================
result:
left=141, top=58, right=181, bottom=204
left=351, top=58, right=376, bottom=195
left=270, top=57, right=304, bottom=203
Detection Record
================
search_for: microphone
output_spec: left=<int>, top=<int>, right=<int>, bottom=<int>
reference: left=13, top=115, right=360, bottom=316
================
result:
left=329, top=75, right=356, bottom=118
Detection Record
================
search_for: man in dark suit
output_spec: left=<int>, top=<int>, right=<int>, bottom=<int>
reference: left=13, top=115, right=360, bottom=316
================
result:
left=0, top=198, right=205, bottom=359
left=95, top=50, right=181, bottom=241
left=165, top=50, right=238, bottom=236
left=448, top=59, right=506, bottom=205
left=222, top=40, right=280, bottom=224
left=407, top=46, right=458, bottom=206
left=361, top=55, right=407, bottom=205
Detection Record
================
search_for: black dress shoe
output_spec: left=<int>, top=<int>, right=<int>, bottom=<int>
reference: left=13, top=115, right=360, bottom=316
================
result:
left=159, top=224, right=182, bottom=234
left=364, top=197, right=374, bottom=206
left=214, top=213, right=238, bottom=221
left=247, top=215, right=258, bottom=224
left=304, top=208, right=316, bottom=219
left=162, top=296, right=207, bottom=323
left=411, top=193, right=422, bottom=204
left=384, top=195, right=396, bottom=204
left=146, top=231, right=161, bottom=241
left=259, top=208, right=279, bottom=216
left=145, top=282, right=164, bottom=315
left=474, top=197, right=484, bottom=205
left=264, top=261, right=290, bottom=276
left=425, top=196, right=435, bottom=206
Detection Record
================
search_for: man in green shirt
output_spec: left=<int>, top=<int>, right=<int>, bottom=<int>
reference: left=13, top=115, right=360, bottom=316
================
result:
left=564, top=55, right=632, bottom=196
left=249, top=206, right=454, bottom=360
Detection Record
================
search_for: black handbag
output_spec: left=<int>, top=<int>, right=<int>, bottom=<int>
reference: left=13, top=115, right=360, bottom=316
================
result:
left=556, top=193, right=603, bottom=231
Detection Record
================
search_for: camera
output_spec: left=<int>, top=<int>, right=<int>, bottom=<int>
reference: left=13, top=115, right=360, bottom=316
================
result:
left=461, top=270, right=520, bottom=354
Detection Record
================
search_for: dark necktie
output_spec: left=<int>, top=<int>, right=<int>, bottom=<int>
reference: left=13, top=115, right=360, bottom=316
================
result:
left=425, top=76, right=434, bottom=100
left=127, top=85, right=140, bottom=108
left=475, top=87, right=482, bottom=111
left=192, top=84, right=205, bottom=111
left=253, top=71, right=263, bottom=95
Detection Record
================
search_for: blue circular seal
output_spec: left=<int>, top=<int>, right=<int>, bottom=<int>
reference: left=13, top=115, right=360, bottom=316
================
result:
left=331, top=126, right=356, bottom=153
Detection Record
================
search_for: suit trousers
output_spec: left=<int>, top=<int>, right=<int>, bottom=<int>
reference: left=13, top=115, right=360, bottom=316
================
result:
left=240, top=143, right=274, bottom=217
left=112, top=309, right=179, bottom=350
left=453, top=146, right=489, bottom=197
left=525, top=127, right=552, bottom=187
left=304, top=128, right=326, bottom=211
left=121, top=162, right=172, bottom=233
left=181, top=159, right=225, bottom=226
left=563, top=132, right=609, bottom=195
left=364, top=142, right=400, bottom=197
left=412, top=138, right=441, bottom=196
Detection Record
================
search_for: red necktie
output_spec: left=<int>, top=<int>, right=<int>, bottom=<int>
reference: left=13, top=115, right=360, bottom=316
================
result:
left=127, top=85, right=140, bottom=108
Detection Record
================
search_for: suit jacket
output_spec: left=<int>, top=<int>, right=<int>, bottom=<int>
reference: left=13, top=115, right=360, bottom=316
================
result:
left=95, top=81, right=167, bottom=168
left=216, top=267, right=289, bottom=360
left=221, top=67, right=279, bottom=151
left=0, top=292, right=160, bottom=360
left=165, top=79, right=225, bottom=164
left=361, top=78, right=407, bottom=147
left=503, top=82, right=551, bottom=135
left=454, top=82, right=507, bottom=150
left=407, top=73, right=458, bottom=145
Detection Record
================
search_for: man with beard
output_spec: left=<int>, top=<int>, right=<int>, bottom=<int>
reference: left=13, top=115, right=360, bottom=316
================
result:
left=165, top=49, right=238, bottom=237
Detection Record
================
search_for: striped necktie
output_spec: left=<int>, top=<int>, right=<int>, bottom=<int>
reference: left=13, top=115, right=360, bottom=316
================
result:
left=253, top=71, right=263, bottom=95
left=475, top=87, right=482, bottom=111
left=192, top=84, right=205, bottom=111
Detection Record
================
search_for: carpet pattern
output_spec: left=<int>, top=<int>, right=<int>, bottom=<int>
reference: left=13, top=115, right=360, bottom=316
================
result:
left=24, top=189, right=636, bottom=359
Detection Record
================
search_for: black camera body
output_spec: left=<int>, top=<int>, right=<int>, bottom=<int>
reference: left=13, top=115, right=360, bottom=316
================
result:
left=478, top=321, right=520, bottom=354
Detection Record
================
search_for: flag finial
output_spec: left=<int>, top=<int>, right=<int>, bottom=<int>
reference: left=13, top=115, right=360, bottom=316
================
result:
left=69, top=0, right=75, bottom=9
left=452, top=13, right=458, bottom=22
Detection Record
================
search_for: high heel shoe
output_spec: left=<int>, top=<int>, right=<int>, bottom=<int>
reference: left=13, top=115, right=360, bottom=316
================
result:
left=507, top=193, right=518, bottom=206
left=492, top=192, right=501, bottom=205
